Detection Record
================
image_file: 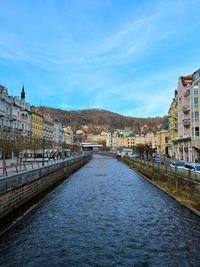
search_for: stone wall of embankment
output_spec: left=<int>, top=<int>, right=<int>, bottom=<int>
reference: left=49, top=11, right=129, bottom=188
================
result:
left=121, top=156, right=200, bottom=213
left=0, top=155, right=91, bottom=222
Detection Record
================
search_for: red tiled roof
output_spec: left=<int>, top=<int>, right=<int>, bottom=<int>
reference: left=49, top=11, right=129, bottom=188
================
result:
left=181, top=75, right=192, bottom=86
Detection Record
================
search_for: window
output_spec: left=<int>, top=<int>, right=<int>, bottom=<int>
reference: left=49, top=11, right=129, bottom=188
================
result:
left=195, top=127, right=199, bottom=137
left=194, top=87, right=198, bottom=95
left=194, top=97, right=199, bottom=108
left=195, top=111, right=199, bottom=122
left=195, top=73, right=199, bottom=80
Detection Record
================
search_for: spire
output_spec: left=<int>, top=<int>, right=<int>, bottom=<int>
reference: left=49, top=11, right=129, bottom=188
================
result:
left=21, top=85, right=25, bottom=100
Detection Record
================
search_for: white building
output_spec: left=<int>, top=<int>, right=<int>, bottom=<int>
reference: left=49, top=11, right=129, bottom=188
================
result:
left=0, top=85, right=31, bottom=135
left=190, top=69, right=200, bottom=162
left=106, top=129, right=122, bottom=150
left=43, top=113, right=54, bottom=141
left=177, top=75, right=193, bottom=162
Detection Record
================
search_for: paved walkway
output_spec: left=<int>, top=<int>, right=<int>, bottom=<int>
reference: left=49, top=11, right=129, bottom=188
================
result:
left=0, top=156, right=78, bottom=178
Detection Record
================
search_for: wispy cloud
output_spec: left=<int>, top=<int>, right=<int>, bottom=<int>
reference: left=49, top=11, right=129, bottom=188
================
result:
left=0, top=0, right=200, bottom=117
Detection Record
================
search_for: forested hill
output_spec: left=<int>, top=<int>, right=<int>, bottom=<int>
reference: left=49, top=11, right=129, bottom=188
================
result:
left=39, top=106, right=168, bottom=132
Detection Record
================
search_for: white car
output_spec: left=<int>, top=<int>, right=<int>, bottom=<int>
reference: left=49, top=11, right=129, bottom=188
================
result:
left=184, top=163, right=200, bottom=173
left=170, top=162, right=185, bottom=169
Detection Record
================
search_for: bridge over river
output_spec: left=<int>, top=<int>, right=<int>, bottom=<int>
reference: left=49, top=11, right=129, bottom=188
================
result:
left=0, top=155, right=200, bottom=266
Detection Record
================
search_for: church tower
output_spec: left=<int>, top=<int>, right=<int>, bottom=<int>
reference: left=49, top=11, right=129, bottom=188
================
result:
left=21, top=85, right=25, bottom=101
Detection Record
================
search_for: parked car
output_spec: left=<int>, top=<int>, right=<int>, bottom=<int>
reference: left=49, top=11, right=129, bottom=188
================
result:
left=153, top=158, right=161, bottom=163
left=170, top=162, right=185, bottom=169
left=184, top=163, right=200, bottom=173
left=129, top=154, right=140, bottom=158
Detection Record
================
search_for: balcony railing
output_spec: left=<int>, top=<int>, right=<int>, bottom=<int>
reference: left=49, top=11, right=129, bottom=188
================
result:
left=183, top=119, right=191, bottom=126
left=184, top=89, right=190, bottom=97
left=182, top=105, right=189, bottom=113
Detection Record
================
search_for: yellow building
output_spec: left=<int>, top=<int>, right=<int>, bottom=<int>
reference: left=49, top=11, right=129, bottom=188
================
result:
left=63, top=126, right=73, bottom=145
left=121, top=134, right=135, bottom=147
left=156, top=125, right=169, bottom=157
left=168, top=90, right=178, bottom=159
left=31, top=106, right=44, bottom=138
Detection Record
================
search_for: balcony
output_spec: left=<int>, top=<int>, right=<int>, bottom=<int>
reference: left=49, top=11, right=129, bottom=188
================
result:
left=0, top=109, right=5, bottom=117
left=184, top=89, right=190, bottom=97
left=182, top=105, right=189, bottom=113
left=183, top=119, right=191, bottom=126
left=9, top=114, right=17, bottom=121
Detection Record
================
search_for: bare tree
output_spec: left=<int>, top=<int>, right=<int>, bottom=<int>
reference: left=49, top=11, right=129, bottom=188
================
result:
left=30, top=136, right=42, bottom=160
left=0, top=129, right=14, bottom=174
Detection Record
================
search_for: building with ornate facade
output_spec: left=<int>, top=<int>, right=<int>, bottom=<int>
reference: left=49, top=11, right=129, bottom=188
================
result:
left=63, top=126, right=73, bottom=145
left=0, top=85, right=31, bottom=135
left=134, top=133, right=145, bottom=146
left=31, top=106, right=44, bottom=138
left=190, top=68, right=200, bottom=162
left=106, top=130, right=122, bottom=150
left=54, top=117, right=65, bottom=145
left=177, top=75, right=193, bottom=162
left=43, top=113, right=54, bottom=141
left=144, top=132, right=157, bottom=149
left=121, top=134, right=135, bottom=147
left=156, top=125, right=169, bottom=157
left=168, top=90, right=178, bottom=159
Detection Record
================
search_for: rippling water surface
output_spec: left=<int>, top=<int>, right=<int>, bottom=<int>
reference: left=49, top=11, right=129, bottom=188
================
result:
left=0, top=155, right=200, bottom=266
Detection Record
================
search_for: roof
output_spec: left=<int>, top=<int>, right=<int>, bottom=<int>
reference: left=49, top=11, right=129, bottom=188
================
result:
left=181, top=75, right=192, bottom=86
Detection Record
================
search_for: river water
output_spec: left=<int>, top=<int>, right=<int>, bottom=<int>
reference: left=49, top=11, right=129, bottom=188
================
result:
left=0, top=155, right=200, bottom=266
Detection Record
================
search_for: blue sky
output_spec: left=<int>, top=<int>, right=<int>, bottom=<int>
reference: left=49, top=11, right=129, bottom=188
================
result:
left=0, top=0, right=200, bottom=117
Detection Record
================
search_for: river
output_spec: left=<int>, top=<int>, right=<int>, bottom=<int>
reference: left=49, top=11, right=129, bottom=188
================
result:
left=0, top=155, right=200, bottom=266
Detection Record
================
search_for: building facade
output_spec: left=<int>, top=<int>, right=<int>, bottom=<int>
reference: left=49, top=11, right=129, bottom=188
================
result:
left=43, top=113, right=54, bottom=141
left=135, top=133, right=145, bottom=146
left=168, top=90, right=178, bottom=159
left=31, top=106, right=44, bottom=138
left=177, top=75, right=193, bottom=162
left=190, top=69, right=200, bottom=162
left=121, top=134, right=135, bottom=147
left=156, top=125, right=169, bottom=157
left=144, top=132, right=157, bottom=149
left=0, top=85, right=31, bottom=135
left=54, top=117, right=65, bottom=145
left=63, top=126, right=73, bottom=145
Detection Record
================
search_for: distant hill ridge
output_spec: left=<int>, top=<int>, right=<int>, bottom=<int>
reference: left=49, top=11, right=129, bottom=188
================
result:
left=39, top=106, right=168, bottom=132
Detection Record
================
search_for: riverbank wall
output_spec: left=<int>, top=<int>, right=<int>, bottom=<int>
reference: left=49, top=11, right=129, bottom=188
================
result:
left=0, top=154, right=92, bottom=225
left=121, top=156, right=200, bottom=214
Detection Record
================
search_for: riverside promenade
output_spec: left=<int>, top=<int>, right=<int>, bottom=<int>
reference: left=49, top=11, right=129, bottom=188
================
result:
left=0, top=155, right=84, bottom=178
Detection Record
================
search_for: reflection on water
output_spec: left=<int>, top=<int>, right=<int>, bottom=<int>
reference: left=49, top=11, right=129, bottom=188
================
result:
left=0, top=154, right=200, bottom=266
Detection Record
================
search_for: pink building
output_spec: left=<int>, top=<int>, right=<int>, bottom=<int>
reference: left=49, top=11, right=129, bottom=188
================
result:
left=144, top=132, right=157, bottom=149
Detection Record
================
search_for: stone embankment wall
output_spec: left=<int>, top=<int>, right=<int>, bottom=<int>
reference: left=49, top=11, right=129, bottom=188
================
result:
left=121, top=156, right=200, bottom=213
left=0, top=155, right=91, bottom=222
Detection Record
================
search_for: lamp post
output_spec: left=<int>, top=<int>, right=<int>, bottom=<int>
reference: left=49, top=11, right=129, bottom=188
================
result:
left=42, top=136, right=45, bottom=166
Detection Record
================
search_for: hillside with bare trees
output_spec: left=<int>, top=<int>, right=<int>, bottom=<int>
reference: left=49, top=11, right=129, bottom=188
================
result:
left=39, top=106, right=168, bottom=132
